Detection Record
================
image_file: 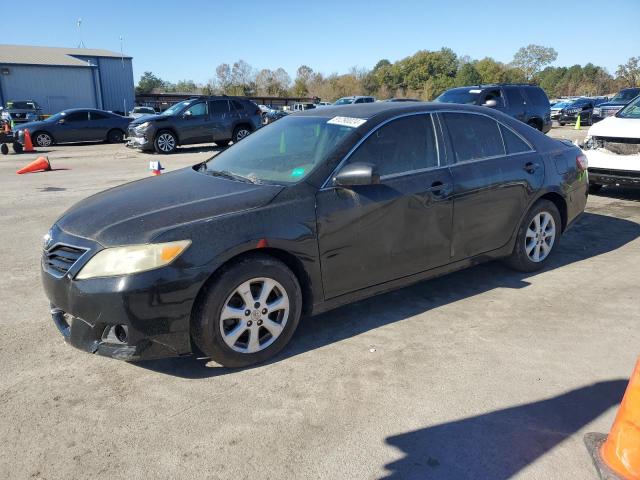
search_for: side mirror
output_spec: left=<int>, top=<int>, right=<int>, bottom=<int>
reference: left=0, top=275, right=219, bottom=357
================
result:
left=58, top=118, right=65, bottom=124
left=482, top=99, right=498, bottom=108
left=183, top=110, right=193, bottom=118
left=333, top=162, right=380, bottom=187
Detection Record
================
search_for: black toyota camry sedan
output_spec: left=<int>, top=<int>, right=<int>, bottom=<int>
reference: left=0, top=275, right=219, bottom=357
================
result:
left=42, top=102, right=588, bottom=367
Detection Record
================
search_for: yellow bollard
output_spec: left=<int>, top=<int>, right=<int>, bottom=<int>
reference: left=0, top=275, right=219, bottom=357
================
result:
left=575, top=113, right=581, bottom=130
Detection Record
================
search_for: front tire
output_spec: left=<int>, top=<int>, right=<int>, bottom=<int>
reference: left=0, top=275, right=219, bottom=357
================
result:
left=12, top=142, right=23, bottom=154
left=154, top=130, right=177, bottom=154
left=33, top=131, right=53, bottom=148
left=505, top=200, right=561, bottom=272
left=192, top=254, right=302, bottom=368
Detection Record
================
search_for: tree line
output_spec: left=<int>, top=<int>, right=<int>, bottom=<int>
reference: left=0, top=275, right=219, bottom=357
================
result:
left=136, top=45, right=640, bottom=101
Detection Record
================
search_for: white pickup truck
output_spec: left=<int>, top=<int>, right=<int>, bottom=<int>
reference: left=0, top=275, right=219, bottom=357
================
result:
left=582, top=94, right=640, bottom=193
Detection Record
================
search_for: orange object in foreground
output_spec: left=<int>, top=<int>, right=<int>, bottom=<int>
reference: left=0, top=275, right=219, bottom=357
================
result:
left=600, top=358, right=640, bottom=479
left=23, top=128, right=35, bottom=152
left=16, top=156, right=51, bottom=174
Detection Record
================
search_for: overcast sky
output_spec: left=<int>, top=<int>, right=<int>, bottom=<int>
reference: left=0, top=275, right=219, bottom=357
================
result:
left=6, top=0, right=639, bottom=84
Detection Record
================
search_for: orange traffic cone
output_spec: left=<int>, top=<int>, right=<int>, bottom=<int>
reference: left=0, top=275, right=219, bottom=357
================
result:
left=585, top=358, right=640, bottom=479
left=16, top=156, right=52, bottom=174
left=23, top=128, right=35, bottom=152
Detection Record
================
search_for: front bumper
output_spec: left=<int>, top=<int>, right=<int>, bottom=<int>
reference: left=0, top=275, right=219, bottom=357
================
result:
left=125, top=133, right=152, bottom=151
left=584, top=148, right=640, bottom=187
left=41, top=226, right=209, bottom=361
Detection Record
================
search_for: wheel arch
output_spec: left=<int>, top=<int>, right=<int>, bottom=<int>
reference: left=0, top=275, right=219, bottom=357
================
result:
left=534, top=190, right=568, bottom=232
left=527, top=117, right=543, bottom=131
left=32, top=130, right=55, bottom=144
left=192, top=246, right=315, bottom=322
left=155, top=127, right=181, bottom=145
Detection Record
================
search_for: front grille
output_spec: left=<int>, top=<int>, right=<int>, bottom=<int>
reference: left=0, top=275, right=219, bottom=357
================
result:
left=592, top=137, right=640, bottom=155
left=43, top=244, right=88, bottom=277
left=600, top=107, right=621, bottom=117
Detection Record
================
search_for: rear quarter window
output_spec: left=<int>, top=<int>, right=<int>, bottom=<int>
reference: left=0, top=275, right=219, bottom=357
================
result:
left=500, top=124, right=532, bottom=154
left=232, top=100, right=245, bottom=111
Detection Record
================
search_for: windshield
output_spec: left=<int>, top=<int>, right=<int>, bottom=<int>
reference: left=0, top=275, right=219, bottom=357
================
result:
left=162, top=101, right=191, bottom=116
left=334, top=98, right=354, bottom=105
left=6, top=101, right=38, bottom=110
left=134, top=107, right=154, bottom=113
left=203, top=116, right=357, bottom=184
left=617, top=96, right=640, bottom=119
left=435, top=89, right=481, bottom=104
left=611, top=90, right=640, bottom=103
left=552, top=102, right=572, bottom=109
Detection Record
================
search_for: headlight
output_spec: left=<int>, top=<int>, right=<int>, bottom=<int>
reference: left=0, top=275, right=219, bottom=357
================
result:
left=134, top=122, right=150, bottom=134
left=75, top=240, right=191, bottom=279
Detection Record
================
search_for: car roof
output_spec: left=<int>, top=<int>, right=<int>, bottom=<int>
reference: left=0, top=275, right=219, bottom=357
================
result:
left=293, top=101, right=489, bottom=120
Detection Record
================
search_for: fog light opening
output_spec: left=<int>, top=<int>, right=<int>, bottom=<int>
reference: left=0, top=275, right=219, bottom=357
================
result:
left=114, top=325, right=128, bottom=343
left=102, top=325, right=129, bottom=345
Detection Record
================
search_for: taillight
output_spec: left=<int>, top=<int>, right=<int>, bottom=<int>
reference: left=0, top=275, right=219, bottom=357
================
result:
left=576, top=154, right=588, bottom=171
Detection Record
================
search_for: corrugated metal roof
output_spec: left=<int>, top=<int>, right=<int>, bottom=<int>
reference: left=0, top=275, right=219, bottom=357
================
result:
left=0, top=44, right=132, bottom=67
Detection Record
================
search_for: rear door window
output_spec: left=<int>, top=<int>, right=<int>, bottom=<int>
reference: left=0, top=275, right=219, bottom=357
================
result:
left=90, top=111, right=109, bottom=120
left=232, top=100, right=245, bottom=111
left=64, top=111, right=88, bottom=122
left=499, top=124, right=532, bottom=154
left=209, top=100, right=230, bottom=114
left=347, top=114, right=439, bottom=177
left=505, top=88, right=527, bottom=107
left=443, top=112, right=505, bottom=162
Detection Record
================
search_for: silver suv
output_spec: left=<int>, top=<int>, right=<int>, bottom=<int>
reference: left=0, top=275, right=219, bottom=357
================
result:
left=333, top=96, right=376, bottom=105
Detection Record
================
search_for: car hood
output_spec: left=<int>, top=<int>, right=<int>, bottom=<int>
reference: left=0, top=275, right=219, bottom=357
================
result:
left=587, top=116, right=640, bottom=139
left=130, top=114, right=167, bottom=125
left=596, top=101, right=628, bottom=108
left=56, top=166, right=284, bottom=246
left=12, top=119, right=50, bottom=131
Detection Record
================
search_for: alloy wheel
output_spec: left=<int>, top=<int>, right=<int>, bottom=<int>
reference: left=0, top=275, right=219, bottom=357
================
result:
left=219, top=277, right=289, bottom=354
left=525, top=212, right=556, bottom=262
left=36, top=133, right=52, bottom=147
left=157, top=133, right=175, bottom=152
left=236, top=129, right=250, bottom=141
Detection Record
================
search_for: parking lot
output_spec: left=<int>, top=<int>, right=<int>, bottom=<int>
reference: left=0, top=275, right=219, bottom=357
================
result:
left=0, top=125, right=639, bottom=479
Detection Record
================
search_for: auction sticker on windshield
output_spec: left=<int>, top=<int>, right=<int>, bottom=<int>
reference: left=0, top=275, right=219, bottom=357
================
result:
left=327, top=116, right=367, bottom=128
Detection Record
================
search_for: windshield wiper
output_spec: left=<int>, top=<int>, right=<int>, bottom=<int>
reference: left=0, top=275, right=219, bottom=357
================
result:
left=206, top=169, right=261, bottom=184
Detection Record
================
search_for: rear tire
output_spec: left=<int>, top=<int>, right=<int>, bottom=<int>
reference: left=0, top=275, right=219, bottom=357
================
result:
left=191, top=254, right=302, bottom=368
left=154, top=130, right=177, bottom=154
left=0, top=143, right=8, bottom=155
left=232, top=125, right=252, bottom=143
left=107, top=129, right=124, bottom=143
left=527, top=120, right=542, bottom=131
left=505, top=199, right=561, bottom=273
left=559, top=121, right=566, bottom=126
left=589, top=183, right=603, bottom=194
left=12, top=142, right=23, bottom=154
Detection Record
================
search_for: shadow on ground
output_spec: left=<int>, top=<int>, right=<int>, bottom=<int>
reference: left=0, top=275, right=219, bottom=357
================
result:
left=592, top=186, right=640, bottom=203
left=381, top=380, right=626, bottom=479
left=137, top=211, right=640, bottom=379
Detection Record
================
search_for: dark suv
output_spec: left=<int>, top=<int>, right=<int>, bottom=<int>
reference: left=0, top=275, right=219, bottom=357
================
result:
left=435, top=84, right=551, bottom=133
left=126, top=96, right=262, bottom=153
left=0, top=100, right=42, bottom=124
left=591, top=87, right=640, bottom=123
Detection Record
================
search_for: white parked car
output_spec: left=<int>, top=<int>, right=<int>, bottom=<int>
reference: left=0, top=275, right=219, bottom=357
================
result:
left=582, top=95, right=640, bottom=193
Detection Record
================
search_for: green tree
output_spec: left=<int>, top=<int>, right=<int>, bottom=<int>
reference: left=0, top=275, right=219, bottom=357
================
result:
left=512, top=44, right=558, bottom=80
left=455, top=63, right=482, bottom=86
left=616, top=57, right=640, bottom=87
left=135, top=71, right=166, bottom=94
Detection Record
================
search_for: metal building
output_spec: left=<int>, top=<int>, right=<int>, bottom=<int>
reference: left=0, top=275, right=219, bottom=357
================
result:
left=0, top=44, right=134, bottom=115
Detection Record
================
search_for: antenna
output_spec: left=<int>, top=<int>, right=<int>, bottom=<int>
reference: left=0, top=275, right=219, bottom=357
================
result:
left=77, top=18, right=86, bottom=48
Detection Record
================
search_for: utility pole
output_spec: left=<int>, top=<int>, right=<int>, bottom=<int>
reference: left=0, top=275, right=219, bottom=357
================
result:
left=77, top=18, right=86, bottom=48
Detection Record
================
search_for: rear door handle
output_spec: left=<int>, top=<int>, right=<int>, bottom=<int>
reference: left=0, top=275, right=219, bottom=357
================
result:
left=524, top=162, right=541, bottom=174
